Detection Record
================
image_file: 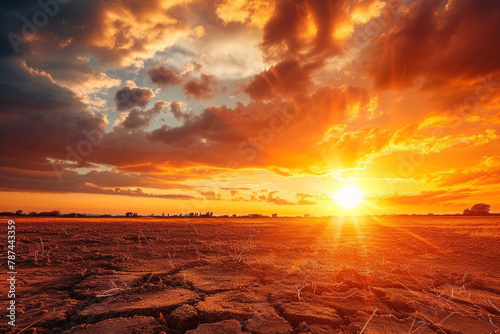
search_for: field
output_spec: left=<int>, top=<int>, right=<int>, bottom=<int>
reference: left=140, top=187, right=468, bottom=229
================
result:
left=1, top=216, right=500, bottom=334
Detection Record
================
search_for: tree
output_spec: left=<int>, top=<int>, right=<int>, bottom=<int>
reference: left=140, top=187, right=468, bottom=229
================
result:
left=38, top=210, right=60, bottom=217
left=463, top=203, right=491, bottom=216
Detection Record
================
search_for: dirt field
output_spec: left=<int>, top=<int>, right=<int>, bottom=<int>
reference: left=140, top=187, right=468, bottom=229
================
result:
left=1, top=216, right=500, bottom=334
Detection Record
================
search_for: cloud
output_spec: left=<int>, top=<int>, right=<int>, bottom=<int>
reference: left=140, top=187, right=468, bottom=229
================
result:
left=201, top=191, right=221, bottom=200
left=0, top=0, right=194, bottom=67
left=0, top=161, right=195, bottom=200
left=244, top=59, right=319, bottom=100
left=432, top=169, right=500, bottom=188
left=0, top=58, right=106, bottom=172
left=266, top=191, right=293, bottom=205
left=147, top=66, right=182, bottom=87
left=221, top=189, right=321, bottom=205
left=128, top=84, right=371, bottom=170
left=121, top=109, right=150, bottom=130
left=197, top=31, right=266, bottom=80
left=120, top=101, right=169, bottom=130
left=182, top=74, right=217, bottom=99
left=170, top=101, right=184, bottom=119
left=260, top=0, right=348, bottom=60
left=169, top=100, right=193, bottom=121
left=296, top=193, right=318, bottom=205
left=375, top=189, right=475, bottom=206
left=114, top=86, right=155, bottom=111
left=215, top=0, right=275, bottom=29
left=0, top=149, right=226, bottom=203
left=2, top=176, right=193, bottom=200
left=148, top=108, right=243, bottom=148
left=416, top=157, right=500, bottom=188
left=1, top=52, right=377, bottom=185
left=368, top=0, right=500, bottom=89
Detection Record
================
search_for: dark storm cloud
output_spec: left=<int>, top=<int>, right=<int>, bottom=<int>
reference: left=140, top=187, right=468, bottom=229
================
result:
left=0, top=0, right=120, bottom=90
left=0, top=0, right=47, bottom=57
left=148, top=108, right=243, bottom=146
left=121, top=109, right=149, bottom=130
left=114, top=86, right=155, bottom=111
left=244, top=59, right=320, bottom=100
left=0, top=0, right=190, bottom=66
left=261, top=0, right=346, bottom=60
left=147, top=66, right=183, bottom=87
left=0, top=168, right=193, bottom=200
left=368, top=0, right=500, bottom=89
left=0, top=58, right=106, bottom=171
left=120, top=101, right=169, bottom=130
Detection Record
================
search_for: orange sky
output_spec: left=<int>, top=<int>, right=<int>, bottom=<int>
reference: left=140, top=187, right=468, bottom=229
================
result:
left=1, top=0, right=499, bottom=215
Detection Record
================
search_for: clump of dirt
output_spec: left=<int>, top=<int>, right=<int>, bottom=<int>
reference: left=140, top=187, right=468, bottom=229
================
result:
left=168, top=304, right=199, bottom=332
left=278, top=302, right=343, bottom=327
left=186, top=319, right=244, bottom=333
left=61, top=315, right=162, bottom=333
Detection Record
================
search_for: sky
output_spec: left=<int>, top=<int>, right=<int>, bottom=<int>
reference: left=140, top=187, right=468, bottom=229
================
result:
left=0, top=0, right=499, bottom=216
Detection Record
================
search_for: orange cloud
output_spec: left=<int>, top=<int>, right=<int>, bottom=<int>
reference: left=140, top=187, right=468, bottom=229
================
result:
left=368, top=0, right=500, bottom=89
left=216, top=0, right=275, bottom=29
left=183, top=74, right=217, bottom=100
left=375, top=189, right=475, bottom=206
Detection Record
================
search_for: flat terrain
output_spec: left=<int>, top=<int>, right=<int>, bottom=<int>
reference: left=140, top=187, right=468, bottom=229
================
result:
left=1, top=216, right=500, bottom=334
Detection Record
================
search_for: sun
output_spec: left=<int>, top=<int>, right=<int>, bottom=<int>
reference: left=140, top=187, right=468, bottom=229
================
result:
left=333, top=185, right=364, bottom=209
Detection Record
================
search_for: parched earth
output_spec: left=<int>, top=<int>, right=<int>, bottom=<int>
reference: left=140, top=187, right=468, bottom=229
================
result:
left=1, top=216, right=500, bottom=334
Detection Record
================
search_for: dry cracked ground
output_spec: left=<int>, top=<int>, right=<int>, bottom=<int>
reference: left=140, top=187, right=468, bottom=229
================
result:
left=1, top=216, right=500, bottom=334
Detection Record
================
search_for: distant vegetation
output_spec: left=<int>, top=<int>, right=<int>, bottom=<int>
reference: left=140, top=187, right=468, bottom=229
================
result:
left=0, top=210, right=92, bottom=218
left=1, top=206, right=498, bottom=217
left=463, top=203, right=491, bottom=216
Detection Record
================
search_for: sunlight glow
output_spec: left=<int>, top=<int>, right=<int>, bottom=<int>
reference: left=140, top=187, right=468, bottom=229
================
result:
left=333, top=185, right=364, bottom=209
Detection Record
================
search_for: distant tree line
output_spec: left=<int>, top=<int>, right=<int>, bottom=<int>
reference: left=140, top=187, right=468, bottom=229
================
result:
left=463, top=203, right=491, bottom=216
left=0, top=210, right=62, bottom=216
left=1, top=205, right=496, bottom=217
left=0, top=210, right=100, bottom=217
